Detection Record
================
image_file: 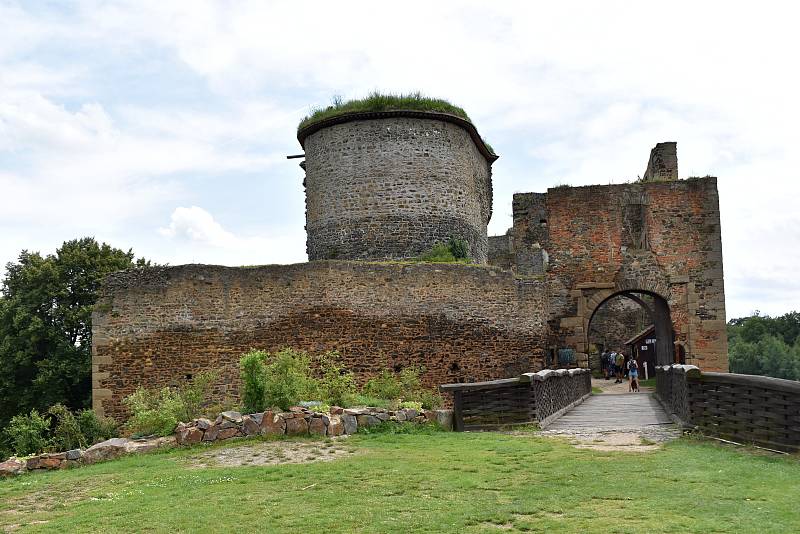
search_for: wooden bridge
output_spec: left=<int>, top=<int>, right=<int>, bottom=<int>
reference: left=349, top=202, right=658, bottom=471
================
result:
left=545, top=392, right=673, bottom=432
left=442, top=366, right=800, bottom=453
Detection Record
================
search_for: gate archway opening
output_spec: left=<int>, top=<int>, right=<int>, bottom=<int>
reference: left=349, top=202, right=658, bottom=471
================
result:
left=587, top=290, right=674, bottom=373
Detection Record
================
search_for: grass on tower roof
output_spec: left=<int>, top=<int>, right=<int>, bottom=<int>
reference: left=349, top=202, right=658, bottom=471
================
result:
left=298, top=92, right=494, bottom=154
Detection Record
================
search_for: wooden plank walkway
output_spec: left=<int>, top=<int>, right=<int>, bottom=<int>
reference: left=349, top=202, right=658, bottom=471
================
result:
left=546, top=392, right=673, bottom=431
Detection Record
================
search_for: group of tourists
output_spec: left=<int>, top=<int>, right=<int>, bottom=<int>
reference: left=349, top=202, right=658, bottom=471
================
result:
left=601, top=349, right=639, bottom=392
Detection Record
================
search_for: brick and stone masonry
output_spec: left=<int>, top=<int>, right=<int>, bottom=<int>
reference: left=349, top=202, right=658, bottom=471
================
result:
left=93, top=123, right=728, bottom=422
left=490, top=143, right=726, bottom=371
left=92, top=262, right=549, bottom=420
left=299, top=111, right=495, bottom=263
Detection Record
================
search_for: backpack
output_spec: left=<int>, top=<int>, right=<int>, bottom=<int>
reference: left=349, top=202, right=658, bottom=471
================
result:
left=629, top=359, right=639, bottom=371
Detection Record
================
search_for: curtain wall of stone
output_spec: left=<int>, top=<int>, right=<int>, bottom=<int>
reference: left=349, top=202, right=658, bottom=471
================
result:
left=92, top=262, right=548, bottom=421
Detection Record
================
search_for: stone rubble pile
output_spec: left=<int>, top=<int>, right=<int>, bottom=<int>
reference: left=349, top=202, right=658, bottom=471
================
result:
left=0, top=436, right=174, bottom=477
left=175, top=406, right=454, bottom=445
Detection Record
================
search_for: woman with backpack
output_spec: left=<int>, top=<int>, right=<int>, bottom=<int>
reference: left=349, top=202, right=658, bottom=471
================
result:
left=628, top=357, right=640, bottom=392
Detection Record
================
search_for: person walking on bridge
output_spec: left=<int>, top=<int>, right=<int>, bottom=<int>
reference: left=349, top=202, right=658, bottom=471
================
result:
left=614, top=351, right=625, bottom=383
left=628, top=357, right=640, bottom=392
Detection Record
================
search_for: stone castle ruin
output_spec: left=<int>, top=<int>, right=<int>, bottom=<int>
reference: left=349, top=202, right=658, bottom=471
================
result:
left=92, top=108, right=727, bottom=420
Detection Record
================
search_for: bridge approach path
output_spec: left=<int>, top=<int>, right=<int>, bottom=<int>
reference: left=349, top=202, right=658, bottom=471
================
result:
left=539, top=380, right=680, bottom=446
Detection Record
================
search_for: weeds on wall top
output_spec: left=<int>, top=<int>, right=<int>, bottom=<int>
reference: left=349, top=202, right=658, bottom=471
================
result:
left=298, top=91, right=495, bottom=154
left=414, top=237, right=471, bottom=263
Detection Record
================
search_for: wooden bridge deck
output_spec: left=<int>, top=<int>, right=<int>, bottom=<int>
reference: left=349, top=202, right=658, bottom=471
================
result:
left=546, top=392, right=673, bottom=431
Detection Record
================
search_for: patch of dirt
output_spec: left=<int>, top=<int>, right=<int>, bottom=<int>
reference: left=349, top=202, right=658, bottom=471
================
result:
left=591, top=377, right=654, bottom=395
left=3, top=520, right=49, bottom=533
left=181, top=439, right=355, bottom=468
left=572, top=432, right=662, bottom=452
left=479, top=521, right=515, bottom=530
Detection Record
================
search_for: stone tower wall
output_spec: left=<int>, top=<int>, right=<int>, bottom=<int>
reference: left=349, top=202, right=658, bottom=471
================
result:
left=302, top=115, right=493, bottom=262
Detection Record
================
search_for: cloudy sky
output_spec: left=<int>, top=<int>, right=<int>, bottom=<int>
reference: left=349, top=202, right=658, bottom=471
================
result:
left=1, top=1, right=798, bottom=319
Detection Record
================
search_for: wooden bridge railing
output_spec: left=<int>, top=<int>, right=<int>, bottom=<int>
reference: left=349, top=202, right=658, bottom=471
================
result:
left=439, top=369, right=592, bottom=431
left=656, top=365, right=800, bottom=452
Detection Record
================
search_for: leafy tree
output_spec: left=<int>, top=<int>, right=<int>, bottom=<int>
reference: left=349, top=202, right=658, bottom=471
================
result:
left=0, top=238, right=146, bottom=426
left=728, top=311, right=800, bottom=380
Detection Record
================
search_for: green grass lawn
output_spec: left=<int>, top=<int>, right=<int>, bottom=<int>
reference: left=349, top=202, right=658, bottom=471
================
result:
left=638, top=377, right=656, bottom=388
left=1, top=431, right=798, bottom=533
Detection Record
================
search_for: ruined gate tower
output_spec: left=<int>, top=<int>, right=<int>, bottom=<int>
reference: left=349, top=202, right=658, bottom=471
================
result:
left=489, top=142, right=728, bottom=371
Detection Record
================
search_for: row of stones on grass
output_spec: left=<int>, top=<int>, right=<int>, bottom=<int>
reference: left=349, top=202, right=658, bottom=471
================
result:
left=0, top=406, right=455, bottom=477
left=175, top=406, right=455, bottom=445
left=0, top=436, right=174, bottom=477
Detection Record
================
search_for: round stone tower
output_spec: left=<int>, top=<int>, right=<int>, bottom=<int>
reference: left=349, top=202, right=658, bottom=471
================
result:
left=298, top=110, right=496, bottom=263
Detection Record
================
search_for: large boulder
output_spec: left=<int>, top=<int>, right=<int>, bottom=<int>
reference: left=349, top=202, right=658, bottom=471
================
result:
left=260, top=411, right=286, bottom=436
left=195, top=418, right=212, bottom=431
left=308, top=417, right=326, bottom=436
left=218, top=411, right=243, bottom=424
left=341, top=414, right=358, bottom=435
left=242, top=415, right=261, bottom=436
left=327, top=415, right=344, bottom=437
left=83, top=437, right=131, bottom=464
left=285, top=417, right=308, bottom=436
left=128, top=436, right=174, bottom=453
left=356, top=414, right=381, bottom=429
left=0, top=458, right=26, bottom=477
left=176, top=425, right=203, bottom=445
left=217, top=427, right=240, bottom=440
left=203, top=424, right=220, bottom=441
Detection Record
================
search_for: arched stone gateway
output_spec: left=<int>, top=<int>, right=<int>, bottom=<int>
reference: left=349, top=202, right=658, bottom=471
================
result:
left=586, top=289, right=673, bottom=366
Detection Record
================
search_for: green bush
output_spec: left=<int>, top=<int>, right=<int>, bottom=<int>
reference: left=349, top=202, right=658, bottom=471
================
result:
left=415, top=237, right=471, bottom=263
left=363, top=370, right=405, bottom=401
left=240, top=350, right=268, bottom=413
left=238, top=349, right=442, bottom=412
left=399, top=400, right=423, bottom=411
left=176, top=371, right=217, bottom=422
left=2, top=405, right=116, bottom=457
left=417, top=243, right=457, bottom=263
left=76, top=409, right=117, bottom=445
left=361, top=366, right=442, bottom=409
left=124, top=387, right=184, bottom=437
left=447, top=237, right=469, bottom=260
left=415, top=388, right=444, bottom=410
left=123, top=372, right=217, bottom=437
left=315, top=352, right=357, bottom=407
left=262, top=349, right=317, bottom=410
left=48, top=404, right=85, bottom=451
left=6, top=409, right=50, bottom=456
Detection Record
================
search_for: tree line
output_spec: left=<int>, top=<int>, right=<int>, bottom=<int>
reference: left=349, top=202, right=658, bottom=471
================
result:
left=728, top=311, right=800, bottom=380
left=0, top=238, right=147, bottom=433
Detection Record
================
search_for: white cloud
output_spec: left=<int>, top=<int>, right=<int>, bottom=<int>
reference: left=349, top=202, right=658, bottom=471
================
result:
left=1, top=0, right=799, bottom=319
left=158, top=206, right=305, bottom=266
